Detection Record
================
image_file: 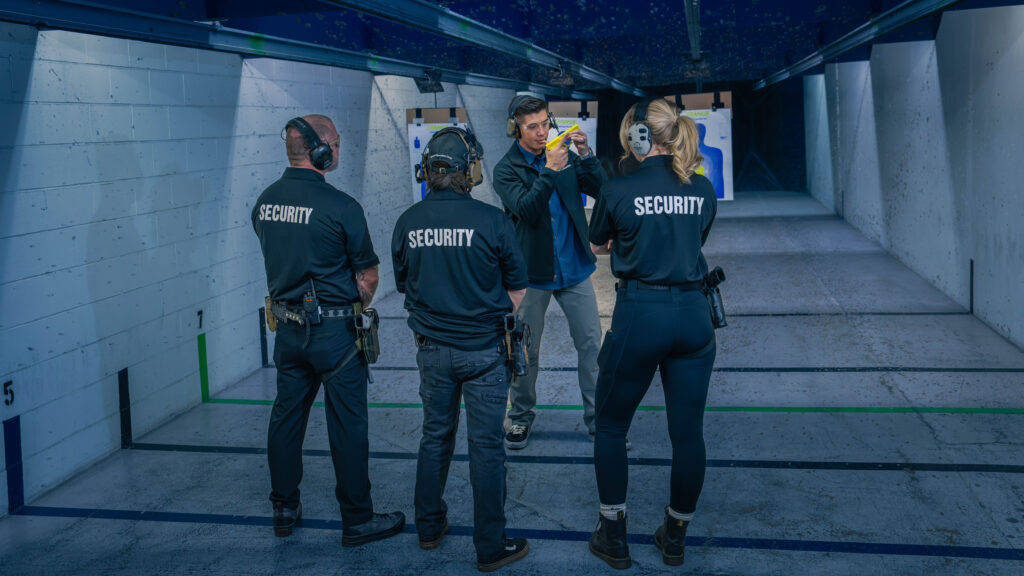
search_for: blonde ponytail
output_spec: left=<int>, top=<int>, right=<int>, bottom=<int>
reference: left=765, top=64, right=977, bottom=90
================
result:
left=617, top=99, right=703, bottom=185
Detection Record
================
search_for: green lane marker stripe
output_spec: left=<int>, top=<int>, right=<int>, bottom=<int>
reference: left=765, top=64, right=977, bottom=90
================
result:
left=202, top=397, right=1024, bottom=414
left=198, top=333, right=209, bottom=402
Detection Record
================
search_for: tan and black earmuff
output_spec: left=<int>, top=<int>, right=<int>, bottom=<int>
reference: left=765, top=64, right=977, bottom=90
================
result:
left=506, top=94, right=558, bottom=139
left=415, top=127, right=485, bottom=187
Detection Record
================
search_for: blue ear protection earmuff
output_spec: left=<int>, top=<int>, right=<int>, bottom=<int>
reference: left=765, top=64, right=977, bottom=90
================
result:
left=286, top=117, right=333, bottom=170
left=627, top=99, right=655, bottom=157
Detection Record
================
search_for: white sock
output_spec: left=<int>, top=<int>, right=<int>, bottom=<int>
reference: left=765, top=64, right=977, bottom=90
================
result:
left=667, top=506, right=693, bottom=522
left=600, top=503, right=626, bottom=520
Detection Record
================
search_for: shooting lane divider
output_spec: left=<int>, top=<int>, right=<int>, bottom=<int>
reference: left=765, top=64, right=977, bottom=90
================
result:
left=118, top=368, right=133, bottom=449
left=3, top=415, right=24, bottom=512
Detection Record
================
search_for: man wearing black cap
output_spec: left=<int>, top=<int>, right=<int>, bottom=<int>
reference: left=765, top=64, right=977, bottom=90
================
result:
left=492, top=94, right=607, bottom=449
left=392, top=127, right=531, bottom=572
left=252, top=114, right=404, bottom=546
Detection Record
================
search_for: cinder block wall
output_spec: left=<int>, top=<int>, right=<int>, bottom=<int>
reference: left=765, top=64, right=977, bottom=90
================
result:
left=804, top=6, right=1024, bottom=348
left=0, top=23, right=521, bottom=517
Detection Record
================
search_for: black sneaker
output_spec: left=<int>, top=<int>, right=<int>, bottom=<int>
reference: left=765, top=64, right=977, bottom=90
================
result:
left=341, top=511, right=405, bottom=547
left=477, top=538, right=529, bottom=572
left=418, top=517, right=449, bottom=550
left=273, top=502, right=301, bottom=537
left=504, top=424, right=530, bottom=450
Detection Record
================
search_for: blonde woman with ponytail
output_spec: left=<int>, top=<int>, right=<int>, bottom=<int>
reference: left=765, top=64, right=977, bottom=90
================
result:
left=586, top=98, right=718, bottom=570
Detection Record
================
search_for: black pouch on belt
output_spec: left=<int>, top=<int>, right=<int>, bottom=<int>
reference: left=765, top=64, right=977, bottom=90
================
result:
left=353, top=302, right=380, bottom=364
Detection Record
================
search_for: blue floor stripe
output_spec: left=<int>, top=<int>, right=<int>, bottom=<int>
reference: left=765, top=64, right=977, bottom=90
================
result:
left=129, top=443, right=1024, bottom=473
left=12, top=505, right=1023, bottom=561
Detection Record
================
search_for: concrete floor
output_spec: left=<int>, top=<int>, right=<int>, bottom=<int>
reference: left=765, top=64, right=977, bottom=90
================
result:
left=2, top=190, right=1023, bottom=574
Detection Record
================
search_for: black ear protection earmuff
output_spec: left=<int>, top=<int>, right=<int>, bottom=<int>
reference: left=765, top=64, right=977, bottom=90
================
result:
left=415, top=127, right=485, bottom=187
left=506, top=95, right=557, bottom=139
left=627, top=99, right=655, bottom=157
left=286, top=117, right=333, bottom=170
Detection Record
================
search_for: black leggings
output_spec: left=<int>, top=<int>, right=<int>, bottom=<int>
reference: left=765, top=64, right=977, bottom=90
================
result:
left=593, top=287, right=716, bottom=513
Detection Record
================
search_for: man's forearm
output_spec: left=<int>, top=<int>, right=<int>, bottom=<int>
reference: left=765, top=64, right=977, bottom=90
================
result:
left=507, top=288, right=526, bottom=313
left=355, top=266, right=379, bottom=307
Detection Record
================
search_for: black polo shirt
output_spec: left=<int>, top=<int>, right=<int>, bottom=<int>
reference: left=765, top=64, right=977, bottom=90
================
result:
left=590, top=155, right=717, bottom=285
left=392, top=189, right=529, bottom=350
left=252, top=167, right=379, bottom=305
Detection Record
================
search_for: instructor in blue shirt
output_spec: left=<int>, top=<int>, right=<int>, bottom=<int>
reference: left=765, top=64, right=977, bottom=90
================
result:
left=493, top=94, right=606, bottom=449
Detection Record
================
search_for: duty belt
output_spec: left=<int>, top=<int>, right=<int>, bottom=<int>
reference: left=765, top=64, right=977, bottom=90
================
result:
left=616, top=279, right=704, bottom=292
left=271, top=302, right=355, bottom=325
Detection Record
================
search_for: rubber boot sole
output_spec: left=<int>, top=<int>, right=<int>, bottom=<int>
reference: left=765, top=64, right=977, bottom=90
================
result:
left=654, top=530, right=685, bottom=566
left=589, top=541, right=632, bottom=570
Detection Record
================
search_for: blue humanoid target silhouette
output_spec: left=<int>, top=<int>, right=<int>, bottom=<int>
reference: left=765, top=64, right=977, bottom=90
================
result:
left=696, top=123, right=724, bottom=199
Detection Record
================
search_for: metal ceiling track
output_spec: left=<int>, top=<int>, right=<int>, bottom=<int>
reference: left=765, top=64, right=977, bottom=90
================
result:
left=683, top=0, right=701, bottom=61
left=753, top=0, right=963, bottom=91
left=0, top=0, right=597, bottom=100
left=322, top=0, right=646, bottom=97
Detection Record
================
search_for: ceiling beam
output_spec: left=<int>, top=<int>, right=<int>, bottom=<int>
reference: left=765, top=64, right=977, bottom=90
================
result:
left=320, top=0, right=646, bottom=96
left=753, top=0, right=964, bottom=91
left=683, top=0, right=701, bottom=61
left=0, top=0, right=595, bottom=99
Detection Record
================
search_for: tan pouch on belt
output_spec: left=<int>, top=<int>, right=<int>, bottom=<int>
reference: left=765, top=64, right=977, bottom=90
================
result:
left=265, top=296, right=277, bottom=332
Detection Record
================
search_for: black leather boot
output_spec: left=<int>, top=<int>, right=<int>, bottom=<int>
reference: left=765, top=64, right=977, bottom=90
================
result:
left=654, top=507, right=689, bottom=566
left=589, top=512, right=631, bottom=569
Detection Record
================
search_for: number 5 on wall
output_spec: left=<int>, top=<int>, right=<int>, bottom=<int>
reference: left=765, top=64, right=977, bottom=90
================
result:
left=3, top=380, right=13, bottom=406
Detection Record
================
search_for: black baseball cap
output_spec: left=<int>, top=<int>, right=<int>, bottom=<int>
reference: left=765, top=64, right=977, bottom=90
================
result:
left=424, top=127, right=483, bottom=173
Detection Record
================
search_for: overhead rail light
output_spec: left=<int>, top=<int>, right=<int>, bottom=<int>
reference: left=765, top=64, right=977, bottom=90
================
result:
left=322, top=0, right=646, bottom=97
left=753, top=0, right=963, bottom=90
left=0, top=0, right=597, bottom=100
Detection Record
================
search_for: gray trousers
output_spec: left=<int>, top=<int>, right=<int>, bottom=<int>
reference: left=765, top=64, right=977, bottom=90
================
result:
left=507, top=277, right=601, bottom=434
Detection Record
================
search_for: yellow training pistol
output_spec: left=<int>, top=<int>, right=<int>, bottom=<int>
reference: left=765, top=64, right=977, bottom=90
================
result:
left=545, top=123, right=581, bottom=151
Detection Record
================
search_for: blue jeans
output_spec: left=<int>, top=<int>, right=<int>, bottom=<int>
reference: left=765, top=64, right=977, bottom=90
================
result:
left=414, top=337, right=510, bottom=561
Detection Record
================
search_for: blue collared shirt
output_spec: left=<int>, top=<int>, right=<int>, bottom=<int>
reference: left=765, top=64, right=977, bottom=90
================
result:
left=517, top=142, right=596, bottom=290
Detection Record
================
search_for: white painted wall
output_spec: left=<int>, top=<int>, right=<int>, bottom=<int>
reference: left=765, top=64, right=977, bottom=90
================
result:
left=0, top=23, right=522, bottom=517
left=804, top=6, right=1024, bottom=348
left=803, top=74, right=835, bottom=213
left=935, top=6, right=1024, bottom=349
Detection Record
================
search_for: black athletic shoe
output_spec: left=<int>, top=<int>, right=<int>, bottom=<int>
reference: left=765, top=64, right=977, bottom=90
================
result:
left=504, top=424, right=530, bottom=450
left=477, top=538, right=529, bottom=572
left=654, top=508, right=689, bottom=566
left=341, top=511, right=405, bottom=547
left=273, top=502, right=302, bottom=537
left=418, top=517, right=449, bottom=550
left=589, top=512, right=631, bottom=569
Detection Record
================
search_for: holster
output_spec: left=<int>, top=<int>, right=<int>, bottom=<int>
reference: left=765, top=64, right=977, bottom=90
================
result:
left=353, top=302, right=380, bottom=364
left=264, top=296, right=277, bottom=332
left=504, top=313, right=531, bottom=379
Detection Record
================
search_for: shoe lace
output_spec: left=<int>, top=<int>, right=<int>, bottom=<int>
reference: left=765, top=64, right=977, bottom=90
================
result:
left=509, top=424, right=527, bottom=435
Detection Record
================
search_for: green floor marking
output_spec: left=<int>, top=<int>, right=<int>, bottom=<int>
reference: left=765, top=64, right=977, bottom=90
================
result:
left=198, top=333, right=209, bottom=402
left=202, top=396, right=1024, bottom=414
